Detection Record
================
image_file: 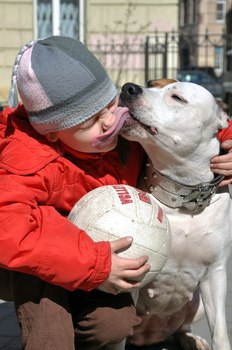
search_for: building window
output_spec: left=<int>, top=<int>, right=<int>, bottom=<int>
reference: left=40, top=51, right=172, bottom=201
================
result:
left=215, top=46, right=223, bottom=71
left=37, top=0, right=52, bottom=38
left=60, top=0, right=79, bottom=38
left=216, top=0, right=226, bottom=21
left=192, top=0, right=197, bottom=23
left=183, top=0, right=189, bottom=25
left=35, top=0, right=84, bottom=40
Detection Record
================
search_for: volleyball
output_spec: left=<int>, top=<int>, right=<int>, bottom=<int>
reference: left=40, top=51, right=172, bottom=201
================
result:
left=68, top=184, right=171, bottom=287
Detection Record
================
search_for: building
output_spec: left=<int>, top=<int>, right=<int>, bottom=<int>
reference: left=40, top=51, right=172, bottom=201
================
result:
left=0, top=0, right=179, bottom=106
left=179, top=0, right=229, bottom=75
left=1, top=0, right=232, bottom=107
left=178, top=0, right=232, bottom=112
left=223, top=0, right=232, bottom=113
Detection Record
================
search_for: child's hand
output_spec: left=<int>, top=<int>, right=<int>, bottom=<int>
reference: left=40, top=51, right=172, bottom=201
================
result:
left=210, top=140, right=232, bottom=187
left=98, top=236, right=150, bottom=295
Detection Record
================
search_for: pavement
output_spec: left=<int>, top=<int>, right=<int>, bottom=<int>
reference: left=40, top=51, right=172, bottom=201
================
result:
left=0, top=301, right=21, bottom=349
left=0, top=253, right=232, bottom=349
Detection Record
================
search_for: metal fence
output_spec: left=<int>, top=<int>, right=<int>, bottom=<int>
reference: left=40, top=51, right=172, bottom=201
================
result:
left=90, top=37, right=147, bottom=89
left=89, top=30, right=231, bottom=90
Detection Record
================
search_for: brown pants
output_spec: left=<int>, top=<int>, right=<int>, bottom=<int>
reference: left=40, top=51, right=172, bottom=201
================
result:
left=0, top=268, right=140, bottom=349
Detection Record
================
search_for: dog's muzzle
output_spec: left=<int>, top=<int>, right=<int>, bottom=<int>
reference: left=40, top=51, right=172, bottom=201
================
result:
left=120, top=83, right=158, bottom=136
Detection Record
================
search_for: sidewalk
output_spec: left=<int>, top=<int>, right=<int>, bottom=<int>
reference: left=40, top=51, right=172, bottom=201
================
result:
left=0, top=301, right=21, bottom=349
left=0, top=253, right=232, bottom=349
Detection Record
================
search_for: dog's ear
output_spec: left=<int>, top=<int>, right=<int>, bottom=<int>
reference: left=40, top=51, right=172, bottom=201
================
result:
left=147, top=78, right=177, bottom=88
left=215, top=102, right=229, bottom=130
left=216, top=99, right=229, bottom=114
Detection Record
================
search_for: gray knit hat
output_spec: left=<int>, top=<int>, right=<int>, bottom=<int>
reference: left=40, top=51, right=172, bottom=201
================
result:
left=8, top=36, right=117, bottom=134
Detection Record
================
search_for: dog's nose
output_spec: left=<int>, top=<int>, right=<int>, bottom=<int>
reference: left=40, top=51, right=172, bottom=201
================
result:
left=121, top=83, right=143, bottom=97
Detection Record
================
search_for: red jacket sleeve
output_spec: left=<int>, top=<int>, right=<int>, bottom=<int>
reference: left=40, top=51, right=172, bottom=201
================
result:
left=0, top=169, right=111, bottom=292
left=218, top=119, right=232, bottom=143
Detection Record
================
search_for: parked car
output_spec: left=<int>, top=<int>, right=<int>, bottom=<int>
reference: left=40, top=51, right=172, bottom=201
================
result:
left=177, top=69, right=222, bottom=99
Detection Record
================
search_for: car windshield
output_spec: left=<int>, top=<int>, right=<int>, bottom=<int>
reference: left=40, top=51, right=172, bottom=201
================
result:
left=177, top=72, right=213, bottom=84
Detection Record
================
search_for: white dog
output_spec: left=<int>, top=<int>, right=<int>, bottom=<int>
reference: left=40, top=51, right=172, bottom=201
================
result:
left=118, top=80, right=232, bottom=350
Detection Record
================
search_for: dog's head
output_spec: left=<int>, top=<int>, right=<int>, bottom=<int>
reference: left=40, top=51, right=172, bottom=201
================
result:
left=120, top=80, right=228, bottom=157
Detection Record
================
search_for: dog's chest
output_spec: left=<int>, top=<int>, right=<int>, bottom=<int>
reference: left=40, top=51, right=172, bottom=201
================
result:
left=138, top=238, right=209, bottom=313
left=167, top=216, right=220, bottom=266
left=137, top=248, right=211, bottom=316
left=138, top=193, right=232, bottom=315
left=138, top=265, right=202, bottom=315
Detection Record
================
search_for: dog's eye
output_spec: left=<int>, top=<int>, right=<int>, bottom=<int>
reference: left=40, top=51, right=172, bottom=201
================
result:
left=171, top=94, right=187, bottom=104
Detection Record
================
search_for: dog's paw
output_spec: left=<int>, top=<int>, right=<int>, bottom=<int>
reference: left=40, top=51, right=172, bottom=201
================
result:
left=177, top=332, right=211, bottom=350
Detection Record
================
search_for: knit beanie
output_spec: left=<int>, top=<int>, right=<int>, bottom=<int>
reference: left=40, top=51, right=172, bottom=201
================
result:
left=8, top=36, right=117, bottom=134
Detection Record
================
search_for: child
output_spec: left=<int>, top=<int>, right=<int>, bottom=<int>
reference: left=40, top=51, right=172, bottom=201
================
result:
left=0, top=36, right=150, bottom=350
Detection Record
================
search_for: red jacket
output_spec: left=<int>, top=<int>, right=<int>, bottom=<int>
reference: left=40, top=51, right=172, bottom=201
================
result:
left=218, top=119, right=232, bottom=142
left=0, top=106, right=144, bottom=291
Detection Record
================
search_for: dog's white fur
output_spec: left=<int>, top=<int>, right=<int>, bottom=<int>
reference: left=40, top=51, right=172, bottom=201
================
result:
left=119, top=81, right=232, bottom=350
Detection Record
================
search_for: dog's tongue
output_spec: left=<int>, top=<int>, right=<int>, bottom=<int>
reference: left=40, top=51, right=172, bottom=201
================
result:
left=92, top=107, right=130, bottom=149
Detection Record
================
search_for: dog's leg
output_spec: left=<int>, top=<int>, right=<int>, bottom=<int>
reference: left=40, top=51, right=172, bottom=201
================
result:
left=190, top=293, right=205, bottom=324
left=229, top=184, right=232, bottom=198
left=200, top=266, right=231, bottom=350
left=174, top=291, right=211, bottom=350
left=175, top=325, right=211, bottom=350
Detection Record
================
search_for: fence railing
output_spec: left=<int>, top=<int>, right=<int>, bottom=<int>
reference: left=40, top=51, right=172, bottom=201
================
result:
left=89, top=31, right=231, bottom=90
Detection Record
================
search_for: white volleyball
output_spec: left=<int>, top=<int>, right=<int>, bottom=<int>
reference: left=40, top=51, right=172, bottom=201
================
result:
left=68, top=185, right=171, bottom=287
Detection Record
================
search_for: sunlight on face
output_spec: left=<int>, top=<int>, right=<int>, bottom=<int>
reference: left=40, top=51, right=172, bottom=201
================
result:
left=56, top=98, right=119, bottom=153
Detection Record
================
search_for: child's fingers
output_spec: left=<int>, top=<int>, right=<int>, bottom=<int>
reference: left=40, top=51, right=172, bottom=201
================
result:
left=110, top=236, right=133, bottom=254
left=211, top=153, right=232, bottom=164
left=210, top=163, right=232, bottom=175
left=122, top=264, right=150, bottom=282
left=218, top=176, right=232, bottom=187
left=221, top=140, right=232, bottom=152
left=113, top=280, right=142, bottom=293
left=119, top=256, right=149, bottom=270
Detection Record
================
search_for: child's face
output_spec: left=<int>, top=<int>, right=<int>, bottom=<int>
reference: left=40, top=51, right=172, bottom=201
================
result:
left=56, top=98, right=119, bottom=153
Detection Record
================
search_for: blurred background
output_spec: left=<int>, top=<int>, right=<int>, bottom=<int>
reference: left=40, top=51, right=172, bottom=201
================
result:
left=0, top=0, right=231, bottom=115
